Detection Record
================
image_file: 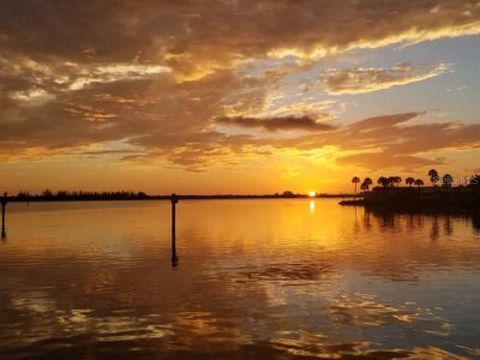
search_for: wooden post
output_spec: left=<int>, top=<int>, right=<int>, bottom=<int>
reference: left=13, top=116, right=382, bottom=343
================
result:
left=171, top=193, right=179, bottom=266
left=1, top=193, right=6, bottom=239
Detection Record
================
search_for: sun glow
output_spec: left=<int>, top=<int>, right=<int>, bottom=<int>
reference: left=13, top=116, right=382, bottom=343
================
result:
left=308, top=191, right=317, bottom=198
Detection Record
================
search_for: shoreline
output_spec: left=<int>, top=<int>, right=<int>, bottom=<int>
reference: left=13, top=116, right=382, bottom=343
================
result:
left=3, top=194, right=354, bottom=203
left=339, top=186, right=480, bottom=211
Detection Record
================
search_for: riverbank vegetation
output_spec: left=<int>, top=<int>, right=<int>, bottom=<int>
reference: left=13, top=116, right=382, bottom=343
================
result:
left=344, top=170, right=480, bottom=209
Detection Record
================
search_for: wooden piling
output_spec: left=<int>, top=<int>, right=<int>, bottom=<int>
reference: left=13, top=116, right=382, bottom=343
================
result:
left=171, top=193, right=179, bottom=266
left=1, top=193, right=6, bottom=239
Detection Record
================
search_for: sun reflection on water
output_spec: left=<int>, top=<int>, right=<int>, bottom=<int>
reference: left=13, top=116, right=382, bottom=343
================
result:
left=0, top=200, right=479, bottom=358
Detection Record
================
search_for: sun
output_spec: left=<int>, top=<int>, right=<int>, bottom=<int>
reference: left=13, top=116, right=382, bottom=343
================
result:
left=308, top=191, right=317, bottom=198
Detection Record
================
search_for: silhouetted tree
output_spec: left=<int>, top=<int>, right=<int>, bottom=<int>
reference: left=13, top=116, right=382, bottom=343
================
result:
left=393, top=176, right=402, bottom=187
left=42, top=189, right=53, bottom=198
left=414, top=179, right=424, bottom=188
left=351, top=176, right=360, bottom=193
left=442, top=174, right=453, bottom=188
left=387, top=176, right=396, bottom=188
left=17, top=191, right=31, bottom=199
left=377, top=176, right=389, bottom=188
left=405, top=177, right=415, bottom=187
left=360, top=182, right=369, bottom=192
left=428, top=169, right=439, bottom=186
left=363, top=177, right=373, bottom=191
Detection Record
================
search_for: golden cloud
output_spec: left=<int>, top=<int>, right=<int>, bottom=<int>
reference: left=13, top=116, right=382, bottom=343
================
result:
left=324, top=63, right=449, bottom=95
left=1, top=1, right=480, bottom=174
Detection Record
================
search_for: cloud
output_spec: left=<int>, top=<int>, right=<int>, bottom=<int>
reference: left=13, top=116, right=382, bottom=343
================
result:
left=217, top=115, right=336, bottom=132
left=0, top=56, right=171, bottom=93
left=271, top=113, right=480, bottom=170
left=67, top=64, right=172, bottom=91
left=347, top=113, right=421, bottom=131
left=0, top=1, right=479, bottom=174
left=0, top=1, right=479, bottom=78
left=8, top=88, right=56, bottom=107
left=145, top=112, right=480, bottom=171
left=325, top=63, right=449, bottom=95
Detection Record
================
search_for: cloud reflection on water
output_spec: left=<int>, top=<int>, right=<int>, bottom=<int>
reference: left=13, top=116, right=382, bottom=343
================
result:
left=0, top=200, right=479, bottom=358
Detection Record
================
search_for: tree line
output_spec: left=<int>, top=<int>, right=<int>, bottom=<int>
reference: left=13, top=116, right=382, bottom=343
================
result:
left=351, top=169, right=480, bottom=193
left=15, top=190, right=149, bottom=201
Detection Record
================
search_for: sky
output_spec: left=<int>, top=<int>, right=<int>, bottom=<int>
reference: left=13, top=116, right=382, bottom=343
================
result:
left=0, top=0, right=480, bottom=194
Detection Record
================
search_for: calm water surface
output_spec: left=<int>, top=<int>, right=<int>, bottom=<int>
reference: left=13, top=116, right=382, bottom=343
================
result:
left=0, top=199, right=480, bottom=359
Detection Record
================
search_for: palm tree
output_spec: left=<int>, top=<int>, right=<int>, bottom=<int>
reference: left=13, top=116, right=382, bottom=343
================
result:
left=363, top=177, right=373, bottom=190
left=414, top=179, right=424, bottom=188
left=405, top=177, right=415, bottom=187
left=387, top=176, right=396, bottom=188
left=393, top=176, right=402, bottom=187
left=377, top=176, right=388, bottom=188
left=351, top=176, right=360, bottom=194
left=360, top=178, right=373, bottom=192
left=360, top=182, right=369, bottom=192
left=428, top=169, right=439, bottom=186
left=442, top=174, right=453, bottom=188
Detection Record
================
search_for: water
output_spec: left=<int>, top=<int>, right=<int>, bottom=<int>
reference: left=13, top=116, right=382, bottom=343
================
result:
left=0, top=199, right=479, bottom=359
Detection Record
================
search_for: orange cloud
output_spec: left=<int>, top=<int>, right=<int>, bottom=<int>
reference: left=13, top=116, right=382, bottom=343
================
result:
left=0, top=1, right=479, bottom=181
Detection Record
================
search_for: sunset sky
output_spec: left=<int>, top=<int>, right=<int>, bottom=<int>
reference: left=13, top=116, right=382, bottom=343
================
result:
left=1, top=0, right=479, bottom=194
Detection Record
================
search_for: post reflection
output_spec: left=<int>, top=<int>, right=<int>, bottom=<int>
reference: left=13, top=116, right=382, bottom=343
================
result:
left=1, top=194, right=6, bottom=240
left=171, top=194, right=179, bottom=267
